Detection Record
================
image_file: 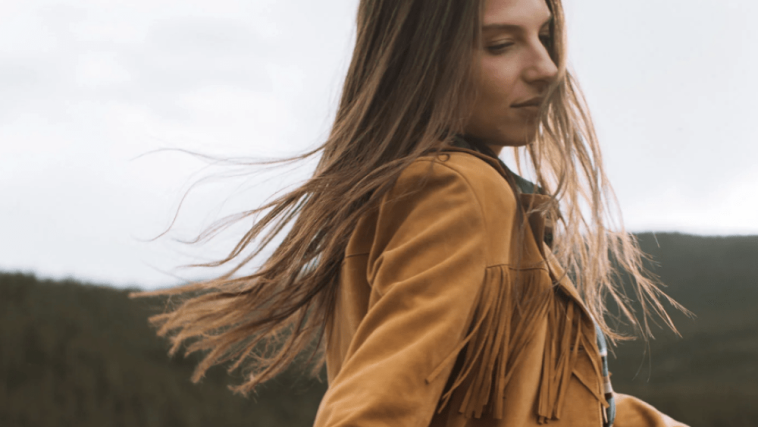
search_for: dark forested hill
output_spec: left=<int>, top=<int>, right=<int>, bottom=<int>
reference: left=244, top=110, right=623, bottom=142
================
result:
left=608, top=233, right=758, bottom=427
left=1, top=233, right=756, bottom=427
left=0, top=273, right=326, bottom=427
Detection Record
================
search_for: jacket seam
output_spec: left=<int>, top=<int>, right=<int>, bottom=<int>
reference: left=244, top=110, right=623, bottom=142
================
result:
left=344, top=252, right=369, bottom=259
left=343, top=253, right=548, bottom=272
left=486, top=263, right=548, bottom=271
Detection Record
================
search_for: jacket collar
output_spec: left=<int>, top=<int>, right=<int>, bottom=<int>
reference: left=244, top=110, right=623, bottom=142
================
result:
left=447, top=134, right=542, bottom=195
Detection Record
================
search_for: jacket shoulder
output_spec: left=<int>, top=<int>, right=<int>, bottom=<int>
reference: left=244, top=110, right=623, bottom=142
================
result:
left=345, top=151, right=517, bottom=262
left=402, top=151, right=511, bottom=191
left=397, top=151, right=518, bottom=216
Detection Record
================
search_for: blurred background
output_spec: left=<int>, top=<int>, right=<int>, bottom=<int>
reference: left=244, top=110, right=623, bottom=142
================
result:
left=1, top=0, right=756, bottom=426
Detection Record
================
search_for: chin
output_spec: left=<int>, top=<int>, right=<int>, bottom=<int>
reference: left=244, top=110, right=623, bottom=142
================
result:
left=464, top=121, right=538, bottom=149
left=490, top=128, right=537, bottom=148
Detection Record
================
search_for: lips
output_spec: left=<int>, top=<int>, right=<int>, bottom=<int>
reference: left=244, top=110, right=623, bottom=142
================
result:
left=511, top=97, right=544, bottom=108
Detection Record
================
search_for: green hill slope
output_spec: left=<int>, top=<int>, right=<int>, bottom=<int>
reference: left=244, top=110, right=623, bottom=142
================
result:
left=1, top=233, right=756, bottom=427
left=607, top=233, right=758, bottom=427
left=0, top=273, right=326, bottom=427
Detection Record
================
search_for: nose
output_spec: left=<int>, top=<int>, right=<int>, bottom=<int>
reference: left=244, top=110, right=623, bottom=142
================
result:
left=523, top=40, right=558, bottom=86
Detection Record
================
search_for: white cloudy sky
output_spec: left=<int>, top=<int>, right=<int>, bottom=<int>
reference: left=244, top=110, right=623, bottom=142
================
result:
left=1, top=0, right=757, bottom=289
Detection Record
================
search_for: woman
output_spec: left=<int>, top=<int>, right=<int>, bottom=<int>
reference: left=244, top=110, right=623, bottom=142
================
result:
left=135, top=0, right=690, bottom=425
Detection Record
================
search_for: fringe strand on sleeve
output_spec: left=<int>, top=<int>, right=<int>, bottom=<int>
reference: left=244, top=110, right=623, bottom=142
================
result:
left=425, top=265, right=607, bottom=421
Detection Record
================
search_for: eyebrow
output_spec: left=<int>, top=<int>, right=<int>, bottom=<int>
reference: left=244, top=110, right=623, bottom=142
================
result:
left=482, top=16, right=553, bottom=33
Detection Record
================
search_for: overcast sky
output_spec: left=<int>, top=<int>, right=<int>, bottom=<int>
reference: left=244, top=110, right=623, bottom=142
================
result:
left=1, top=0, right=757, bottom=290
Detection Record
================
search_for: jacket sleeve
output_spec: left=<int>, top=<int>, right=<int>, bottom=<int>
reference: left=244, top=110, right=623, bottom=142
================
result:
left=613, top=393, right=691, bottom=427
left=313, top=160, right=491, bottom=427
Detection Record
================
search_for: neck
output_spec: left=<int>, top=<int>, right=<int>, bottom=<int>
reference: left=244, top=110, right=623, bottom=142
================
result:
left=457, top=133, right=503, bottom=158
left=487, top=144, right=504, bottom=156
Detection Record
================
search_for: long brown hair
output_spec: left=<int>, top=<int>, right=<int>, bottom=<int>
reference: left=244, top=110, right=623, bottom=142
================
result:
left=132, top=0, right=686, bottom=395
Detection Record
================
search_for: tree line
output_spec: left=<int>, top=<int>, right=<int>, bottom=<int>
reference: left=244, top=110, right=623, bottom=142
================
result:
left=1, top=233, right=756, bottom=426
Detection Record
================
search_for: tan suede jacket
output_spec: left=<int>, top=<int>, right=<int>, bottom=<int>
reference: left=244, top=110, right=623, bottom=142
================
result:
left=314, top=148, right=688, bottom=427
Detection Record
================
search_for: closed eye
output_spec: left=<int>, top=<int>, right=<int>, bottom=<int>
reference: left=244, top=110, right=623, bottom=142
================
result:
left=487, top=42, right=515, bottom=53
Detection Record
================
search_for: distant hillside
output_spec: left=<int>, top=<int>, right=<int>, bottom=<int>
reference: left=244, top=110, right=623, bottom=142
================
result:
left=0, top=273, right=326, bottom=427
left=608, top=233, right=758, bottom=427
left=1, top=233, right=756, bottom=427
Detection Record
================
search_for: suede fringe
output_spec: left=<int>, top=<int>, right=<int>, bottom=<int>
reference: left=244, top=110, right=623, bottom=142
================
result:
left=425, top=265, right=606, bottom=421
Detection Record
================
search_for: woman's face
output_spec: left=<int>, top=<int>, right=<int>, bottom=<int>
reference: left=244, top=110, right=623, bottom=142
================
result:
left=464, top=0, right=559, bottom=153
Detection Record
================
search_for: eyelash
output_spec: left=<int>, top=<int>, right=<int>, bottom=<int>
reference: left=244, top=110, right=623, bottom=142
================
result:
left=487, top=42, right=514, bottom=53
left=487, top=35, right=552, bottom=53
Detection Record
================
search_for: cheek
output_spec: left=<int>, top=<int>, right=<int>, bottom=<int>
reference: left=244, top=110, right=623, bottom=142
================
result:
left=477, top=58, right=518, bottom=106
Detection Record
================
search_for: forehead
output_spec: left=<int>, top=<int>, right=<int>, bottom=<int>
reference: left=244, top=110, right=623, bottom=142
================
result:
left=482, top=0, right=552, bottom=28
